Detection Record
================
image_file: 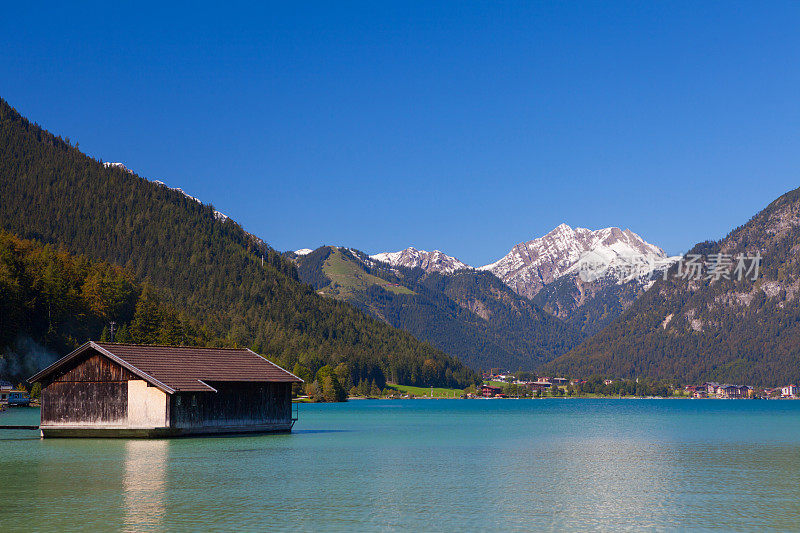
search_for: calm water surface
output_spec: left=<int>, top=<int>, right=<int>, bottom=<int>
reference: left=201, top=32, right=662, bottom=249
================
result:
left=2, top=399, right=800, bottom=531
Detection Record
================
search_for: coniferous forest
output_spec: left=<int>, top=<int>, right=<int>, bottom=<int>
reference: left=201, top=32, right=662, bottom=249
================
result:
left=0, top=97, right=479, bottom=389
left=0, top=230, right=208, bottom=379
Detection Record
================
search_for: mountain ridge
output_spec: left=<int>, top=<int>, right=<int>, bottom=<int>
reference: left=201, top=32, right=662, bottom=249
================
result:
left=542, top=185, right=800, bottom=385
left=370, top=248, right=471, bottom=274
left=480, top=223, right=672, bottom=298
left=293, top=246, right=582, bottom=370
left=356, top=224, right=675, bottom=336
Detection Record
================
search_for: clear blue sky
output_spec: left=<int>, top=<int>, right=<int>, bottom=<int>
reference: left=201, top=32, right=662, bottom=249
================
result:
left=3, top=1, right=800, bottom=265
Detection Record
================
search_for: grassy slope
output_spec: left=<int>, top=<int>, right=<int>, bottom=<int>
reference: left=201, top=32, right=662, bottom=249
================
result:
left=319, top=248, right=414, bottom=299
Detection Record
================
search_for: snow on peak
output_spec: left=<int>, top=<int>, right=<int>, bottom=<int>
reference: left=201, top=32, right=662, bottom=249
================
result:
left=370, top=247, right=472, bottom=274
left=148, top=175, right=202, bottom=204
left=294, top=248, right=313, bottom=256
left=103, top=162, right=130, bottom=172
left=104, top=161, right=204, bottom=205
left=550, top=222, right=573, bottom=234
left=481, top=224, right=675, bottom=299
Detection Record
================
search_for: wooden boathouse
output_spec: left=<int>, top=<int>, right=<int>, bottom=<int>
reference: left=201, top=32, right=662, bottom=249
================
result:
left=29, top=342, right=303, bottom=438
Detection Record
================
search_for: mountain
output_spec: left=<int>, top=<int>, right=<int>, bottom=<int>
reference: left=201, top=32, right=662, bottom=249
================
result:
left=361, top=225, right=676, bottom=344
left=0, top=96, right=478, bottom=389
left=481, top=223, right=670, bottom=298
left=292, top=246, right=581, bottom=370
left=543, top=186, right=800, bottom=386
left=370, top=247, right=471, bottom=274
left=371, top=226, right=675, bottom=336
left=481, top=224, right=676, bottom=335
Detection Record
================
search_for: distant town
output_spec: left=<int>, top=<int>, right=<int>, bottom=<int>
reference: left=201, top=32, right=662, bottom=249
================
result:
left=472, top=372, right=800, bottom=400
left=6, top=375, right=800, bottom=411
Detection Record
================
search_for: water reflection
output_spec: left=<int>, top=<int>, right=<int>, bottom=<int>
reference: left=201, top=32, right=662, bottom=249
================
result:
left=8, top=401, right=800, bottom=531
left=544, top=438, right=672, bottom=530
left=123, top=439, right=168, bottom=532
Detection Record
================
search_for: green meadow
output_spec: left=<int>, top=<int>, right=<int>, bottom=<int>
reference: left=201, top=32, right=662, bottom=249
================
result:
left=385, top=383, right=464, bottom=398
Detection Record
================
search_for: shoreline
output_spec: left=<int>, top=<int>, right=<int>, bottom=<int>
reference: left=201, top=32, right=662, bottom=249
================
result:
left=295, top=395, right=782, bottom=403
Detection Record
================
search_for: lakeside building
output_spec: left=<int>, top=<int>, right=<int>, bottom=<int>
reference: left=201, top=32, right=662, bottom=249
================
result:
left=0, top=381, right=30, bottom=407
left=781, top=385, right=798, bottom=398
left=527, top=381, right=553, bottom=392
left=29, top=342, right=302, bottom=438
left=716, top=385, right=745, bottom=399
left=0, top=381, right=10, bottom=407
left=481, top=385, right=503, bottom=398
left=687, top=383, right=754, bottom=399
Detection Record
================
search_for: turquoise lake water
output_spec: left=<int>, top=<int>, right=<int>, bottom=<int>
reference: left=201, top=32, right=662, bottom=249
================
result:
left=2, top=399, right=800, bottom=531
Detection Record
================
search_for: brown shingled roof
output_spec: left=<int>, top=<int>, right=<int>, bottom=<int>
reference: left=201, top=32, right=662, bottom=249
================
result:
left=30, top=342, right=302, bottom=393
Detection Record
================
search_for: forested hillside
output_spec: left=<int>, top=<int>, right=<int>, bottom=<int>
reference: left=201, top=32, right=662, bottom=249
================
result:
left=293, top=246, right=581, bottom=370
left=543, top=186, right=800, bottom=386
left=0, top=231, right=209, bottom=381
left=533, top=273, right=655, bottom=337
left=0, top=97, right=478, bottom=389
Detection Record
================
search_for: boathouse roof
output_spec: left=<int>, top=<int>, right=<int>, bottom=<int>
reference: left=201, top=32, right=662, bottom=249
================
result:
left=29, top=342, right=302, bottom=394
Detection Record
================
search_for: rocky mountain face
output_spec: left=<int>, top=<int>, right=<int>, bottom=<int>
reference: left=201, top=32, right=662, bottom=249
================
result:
left=371, top=224, right=675, bottom=336
left=532, top=272, right=657, bottom=337
left=293, top=246, right=581, bottom=370
left=482, top=224, right=676, bottom=335
left=542, top=186, right=800, bottom=385
left=370, top=248, right=470, bottom=274
left=481, top=223, right=671, bottom=299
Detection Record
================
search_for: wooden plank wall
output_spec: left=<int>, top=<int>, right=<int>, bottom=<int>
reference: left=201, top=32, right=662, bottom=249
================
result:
left=41, top=351, right=133, bottom=425
left=47, top=353, right=137, bottom=384
left=171, top=382, right=291, bottom=428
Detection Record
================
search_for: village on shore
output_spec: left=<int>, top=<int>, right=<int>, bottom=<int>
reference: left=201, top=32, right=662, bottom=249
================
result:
left=6, top=374, right=800, bottom=410
left=468, top=372, right=800, bottom=400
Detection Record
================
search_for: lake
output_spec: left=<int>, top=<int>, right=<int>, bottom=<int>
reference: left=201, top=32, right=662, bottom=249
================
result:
left=2, top=399, right=800, bottom=531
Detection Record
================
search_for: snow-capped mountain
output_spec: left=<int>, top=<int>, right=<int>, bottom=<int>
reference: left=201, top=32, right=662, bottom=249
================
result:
left=299, top=225, right=675, bottom=339
left=370, top=247, right=471, bottom=274
left=481, top=223, right=676, bottom=300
